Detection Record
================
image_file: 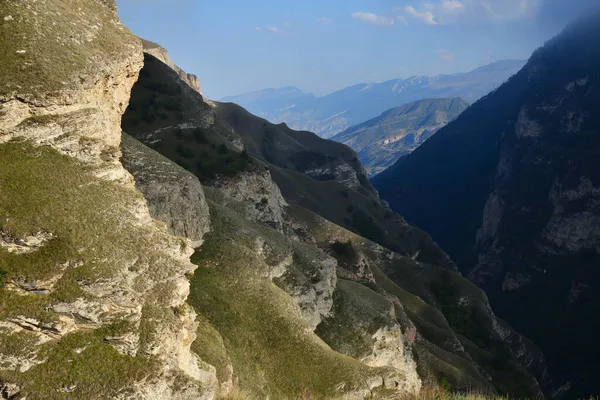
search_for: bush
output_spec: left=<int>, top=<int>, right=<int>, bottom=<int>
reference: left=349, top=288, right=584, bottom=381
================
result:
left=174, top=128, right=184, bottom=139
left=193, top=128, right=206, bottom=143
left=330, top=241, right=357, bottom=261
left=0, top=268, right=7, bottom=288
left=218, top=144, right=228, bottom=154
left=176, top=144, right=194, bottom=159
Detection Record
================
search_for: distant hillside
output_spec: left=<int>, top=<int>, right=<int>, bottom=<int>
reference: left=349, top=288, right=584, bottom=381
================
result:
left=332, top=98, right=469, bottom=176
left=222, top=60, right=525, bottom=138
left=373, top=11, right=600, bottom=399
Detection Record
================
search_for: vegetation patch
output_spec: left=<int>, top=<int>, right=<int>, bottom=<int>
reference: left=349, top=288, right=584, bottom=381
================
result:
left=188, top=202, right=390, bottom=399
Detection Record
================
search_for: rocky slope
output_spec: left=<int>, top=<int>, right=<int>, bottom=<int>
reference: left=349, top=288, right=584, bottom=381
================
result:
left=331, top=98, right=469, bottom=176
left=121, top=42, right=546, bottom=398
left=374, top=12, right=600, bottom=398
left=0, top=1, right=215, bottom=399
left=221, top=60, right=524, bottom=138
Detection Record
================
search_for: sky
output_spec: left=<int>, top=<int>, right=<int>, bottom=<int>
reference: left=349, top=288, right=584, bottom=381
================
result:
left=116, top=0, right=599, bottom=100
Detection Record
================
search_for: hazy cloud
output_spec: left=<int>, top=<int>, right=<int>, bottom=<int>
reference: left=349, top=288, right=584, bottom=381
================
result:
left=255, top=24, right=287, bottom=35
left=352, top=12, right=396, bottom=26
left=436, top=49, right=455, bottom=62
left=403, top=0, right=541, bottom=25
left=405, top=6, right=438, bottom=25
left=317, top=17, right=333, bottom=25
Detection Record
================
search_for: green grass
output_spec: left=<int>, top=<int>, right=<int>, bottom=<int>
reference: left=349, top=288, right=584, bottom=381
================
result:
left=188, top=201, right=396, bottom=399
left=0, top=0, right=139, bottom=99
left=0, top=141, right=195, bottom=398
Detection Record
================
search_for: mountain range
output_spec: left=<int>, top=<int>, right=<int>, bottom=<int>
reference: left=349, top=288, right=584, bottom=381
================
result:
left=332, top=97, right=469, bottom=176
left=221, top=59, right=525, bottom=138
left=2, top=0, right=600, bottom=399
left=373, top=11, right=600, bottom=399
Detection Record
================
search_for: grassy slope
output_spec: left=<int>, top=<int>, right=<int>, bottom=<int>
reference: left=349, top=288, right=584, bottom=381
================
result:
left=122, top=53, right=454, bottom=270
left=0, top=0, right=135, bottom=100
left=289, top=205, right=542, bottom=398
left=187, top=200, right=396, bottom=399
left=0, top=142, right=182, bottom=399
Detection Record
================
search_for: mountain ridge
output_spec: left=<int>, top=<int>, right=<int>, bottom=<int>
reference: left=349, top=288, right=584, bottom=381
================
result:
left=221, top=59, right=525, bottom=138
left=332, top=97, right=469, bottom=176
left=373, top=11, right=600, bottom=398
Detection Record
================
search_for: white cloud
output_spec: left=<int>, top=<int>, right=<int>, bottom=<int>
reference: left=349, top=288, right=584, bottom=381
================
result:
left=317, top=17, right=333, bottom=25
left=397, top=15, right=408, bottom=25
left=267, top=26, right=283, bottom=34
left=436, top=49, right=455, bottom=62
left=405, top=6, right=438, bottom=25
left=255, top=25, right=287, bottom=35
left=404, top=0, right=539, bottom=25
left=352, top=12, right=396, bottom=26
left=442, top=0, right=465, bottom=12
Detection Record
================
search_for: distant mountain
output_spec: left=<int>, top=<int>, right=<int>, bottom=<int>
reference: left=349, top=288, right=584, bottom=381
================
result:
left=222, top=60, right=525, bottom=138
left=332, top=98, right=469, bottom=176
left=373, top=11, right=600, bottom=399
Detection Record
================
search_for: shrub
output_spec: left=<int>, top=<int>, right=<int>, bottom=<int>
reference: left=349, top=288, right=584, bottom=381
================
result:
left=193, top=128, right=206, bottom=143
left=330, top=241, right=357, bottom=261
left=173, top=128, right=184, bottom=139
left=0, top=268, right=7, bottom=288
left=218, top=144, right=228, bottom=154
left=176, top=144, right=194, bottom=159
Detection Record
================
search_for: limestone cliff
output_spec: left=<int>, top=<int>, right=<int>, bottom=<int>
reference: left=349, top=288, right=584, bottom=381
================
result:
left=142, top=39, right=201, bottom=94
left=0, top=1, right=215, bottom=398
left=374, top=12, right=600, bottom=398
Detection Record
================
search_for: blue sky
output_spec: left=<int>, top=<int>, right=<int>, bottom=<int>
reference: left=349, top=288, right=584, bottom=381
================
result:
left=116, top=0, right=596, bottom=100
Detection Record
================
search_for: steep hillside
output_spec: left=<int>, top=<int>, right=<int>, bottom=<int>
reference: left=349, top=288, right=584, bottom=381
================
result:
left=0, top=1, right=216, bottom=399
left=374, top=12, right=600, bottom=398
left=332, top=98, right=469, bottom=176
left=122, top=50, right=454, bottom=270
left=222, top=60, right=524, bottom=138
left=121, top=41, right=546, bottom=398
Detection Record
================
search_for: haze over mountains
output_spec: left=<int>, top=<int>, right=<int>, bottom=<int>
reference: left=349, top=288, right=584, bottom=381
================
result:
left=222, top=59, right=525, bottom=138
left=332, top=97, right=469, bottom=176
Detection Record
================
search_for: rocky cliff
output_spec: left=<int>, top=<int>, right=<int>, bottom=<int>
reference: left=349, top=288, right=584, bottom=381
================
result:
left=121, top=42, right=546, bottom=398
left=0, top=1, right=215, bottom=398
left=374, top=12, right=600, bottom=398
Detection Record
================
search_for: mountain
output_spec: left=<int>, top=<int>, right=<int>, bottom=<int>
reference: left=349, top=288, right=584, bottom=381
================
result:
left=373, top=12, right=600, bottom=399
left=0, top=1, right=547, bottom=399
left=222, top=60, right=525, bottom=138
left=120, top=40, right=546, bottom=398
left=220, top=86, right=316, bottom=115
left=332, top=98, right=469, bottom=176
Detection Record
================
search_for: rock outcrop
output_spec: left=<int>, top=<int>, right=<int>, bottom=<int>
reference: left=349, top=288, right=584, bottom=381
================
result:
left=121, top=133, right=211, bottom=247
left=142, top=39, right=201, bottom=94
left=374, top=12, right=600, bottom=398
left=0, top=1, right=215, bottom=398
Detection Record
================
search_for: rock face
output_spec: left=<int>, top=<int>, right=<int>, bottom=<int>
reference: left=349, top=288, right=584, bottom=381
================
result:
left=121, top=133, right=211, bottom=247
left=331, top=98, right=469, bottom=176
left=0, top=1, right=215, bottom=399
left=374, top=12, right=600, bottom=398
left=208, top=165, right=288, bottom=231
left=142, top=39, right=201, bottom=94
